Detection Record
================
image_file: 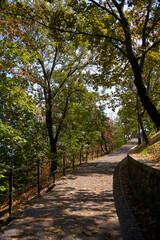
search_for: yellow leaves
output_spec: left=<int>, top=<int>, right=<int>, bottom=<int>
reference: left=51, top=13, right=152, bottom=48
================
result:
left=82, top=230, right=93, bottom=236
left=82, top=227, right=100, bottom=236
left=45, top=226, right=65, bottom=237
left=0, top=20, right=5, bottom=25
left=93, top=227, right=100, bottom=233
left=44, top=226, right=56, bottom=232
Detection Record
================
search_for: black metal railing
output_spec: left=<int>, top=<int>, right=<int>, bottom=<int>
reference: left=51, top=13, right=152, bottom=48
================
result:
left=0, top=144, right=121, bottom=217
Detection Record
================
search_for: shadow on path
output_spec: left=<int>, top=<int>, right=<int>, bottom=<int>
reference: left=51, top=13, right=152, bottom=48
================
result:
left=0, top=139, right=139, bottom=240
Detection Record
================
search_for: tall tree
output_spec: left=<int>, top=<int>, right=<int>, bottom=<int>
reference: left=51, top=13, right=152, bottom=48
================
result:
left=86, top=0, right=160, bottom=129
left=0, top=0, right=98, bottom=171
left=1, top=0, right=159, bottom=128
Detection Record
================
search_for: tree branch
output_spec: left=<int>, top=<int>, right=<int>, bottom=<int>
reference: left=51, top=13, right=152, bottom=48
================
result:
left=109, top=60, right=130, bottom=79
left=38, top=18, right=124, bottom=44
left=89, top=0, right=120, bottom=21
left=144, top=40, right=160, bottom=56
left=142, top=0, right=152, bottom=48
left=120, top=0, right=125, bottom=8
left=49, top=47, right=58, bottom=79
left=55, top=96, right=69, bottom=143
left=2, top=7, right=124, bottom=45
left=113, top=43, right=127, bottom=57
left=37, top=58, right=48, bottom=81
left=140, top=39, right=160, bottom=72
left=67, top=67, right=78, bottom=78
left=140, top=0, right=152, bottom=72
left=52, top=67, right=79, bottom=100
left=54, top=89, right=82, bottom=142
left=147, top=3, right=160, bottom=36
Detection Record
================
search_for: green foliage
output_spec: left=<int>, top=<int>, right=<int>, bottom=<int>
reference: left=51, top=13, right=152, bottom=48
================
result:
left=2, top=0, right=159, bottom=162
left=0, top=165, right=9, bottom=197
left=0, top=74, right=48, bottom=167
left=0, top=0, right=111, bottom=165
left=58, top=89, right=108, bottom=154
left=116, top=105, right=137, bottom=137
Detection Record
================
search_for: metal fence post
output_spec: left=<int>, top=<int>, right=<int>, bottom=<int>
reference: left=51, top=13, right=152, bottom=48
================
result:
left=86, top=152, right=88, bottom=163
left=92, top=150, right=93, bottom=160
left=37, top=160, right=40, bottom=195
left=63, top=156, right=66, bottom=176
left=97, top=149, right=98, bottom=158
left=80, top=152, right=81, bottom=165
left=52, top=159, right=55, bottom=185
left=73, top=154, right=75, bottom=169
left=9, top=167, right=13, bottom=216
left=53, top=171, right=55, bottom=185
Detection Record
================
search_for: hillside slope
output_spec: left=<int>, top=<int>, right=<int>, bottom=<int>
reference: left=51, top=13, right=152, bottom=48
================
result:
left=132, top=131, right=160, bottom=164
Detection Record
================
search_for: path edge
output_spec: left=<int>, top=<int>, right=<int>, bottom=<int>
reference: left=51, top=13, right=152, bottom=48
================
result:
left=119, top=157, right=145, bottom=240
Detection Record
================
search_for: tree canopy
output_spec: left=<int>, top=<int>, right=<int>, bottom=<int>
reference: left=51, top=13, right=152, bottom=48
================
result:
left=0, top=0, right=112, bottom=169
left=0, top=0, right=160, bottom=169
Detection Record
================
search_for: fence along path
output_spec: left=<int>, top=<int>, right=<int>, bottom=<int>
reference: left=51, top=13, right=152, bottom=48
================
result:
left=0, top=149, right=103, bottom=217
left=0, top=139, right=140, bottom=240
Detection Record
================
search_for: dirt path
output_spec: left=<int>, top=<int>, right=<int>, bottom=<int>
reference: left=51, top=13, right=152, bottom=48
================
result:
left=0, top=139, right=141, bottom=240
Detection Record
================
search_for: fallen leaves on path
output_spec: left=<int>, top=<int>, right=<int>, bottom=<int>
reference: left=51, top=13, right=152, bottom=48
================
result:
left=82, top=230, right=93, bottom=236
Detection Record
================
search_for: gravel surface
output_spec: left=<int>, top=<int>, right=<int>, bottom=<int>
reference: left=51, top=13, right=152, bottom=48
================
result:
left=0, top=139, right=141, bottom=240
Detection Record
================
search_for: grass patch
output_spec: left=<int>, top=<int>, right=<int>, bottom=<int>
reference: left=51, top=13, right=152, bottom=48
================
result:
left=132, top=131, right=160, bottom=163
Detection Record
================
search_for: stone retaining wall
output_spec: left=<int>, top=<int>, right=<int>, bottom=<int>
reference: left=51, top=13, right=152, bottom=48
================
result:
left=127, top=154, right=160, bottom=219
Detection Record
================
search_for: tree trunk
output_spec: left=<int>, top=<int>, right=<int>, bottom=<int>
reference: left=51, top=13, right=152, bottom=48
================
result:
left=130, top=57, right=160, bottom=130
left=44, top=87, right=58, bottom=172
left=101, top=143, right=104, bottom=152
left=46, top=112, right=58, bottom=171
left=101, top=132, right=108, bottom=153
left=139, top=114, right=148, bottom=145
left=50, top=138, right=57, bottom=172
left=136, top=95, right=148, bottom=145
left=117, top=6, right=160, bottom=130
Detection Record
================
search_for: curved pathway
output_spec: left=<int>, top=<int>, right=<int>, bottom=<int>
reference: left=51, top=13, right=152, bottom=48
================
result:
left=0, top=139, right=141, bottom=240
